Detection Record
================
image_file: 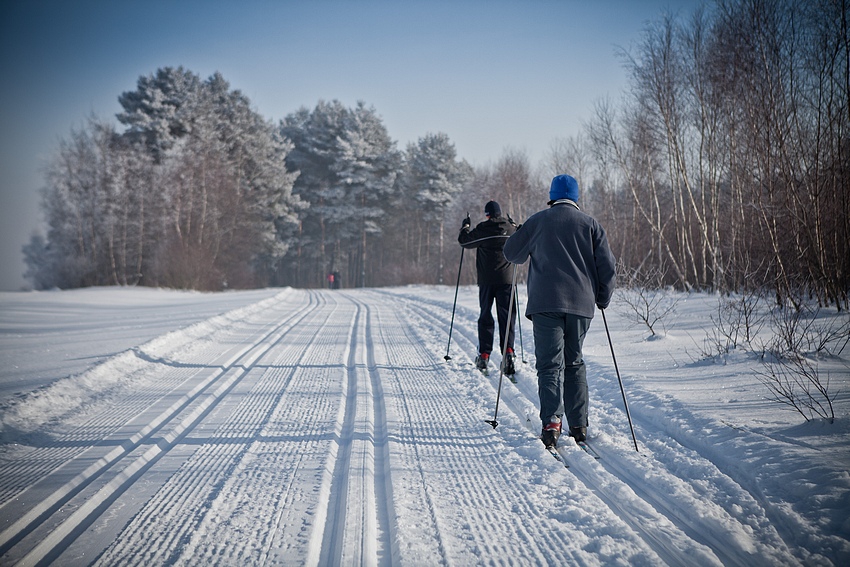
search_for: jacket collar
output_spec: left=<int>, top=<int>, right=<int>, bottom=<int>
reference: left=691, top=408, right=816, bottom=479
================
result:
left=548, top=198, right=580, bottom=210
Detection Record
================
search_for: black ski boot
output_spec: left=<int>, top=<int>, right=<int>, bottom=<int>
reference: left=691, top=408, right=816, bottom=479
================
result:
left=475, top=353, right=490, bottom=374
left=503, top=349, right=516, bottom=377
left=569, top=426, right=587, bottom=443
left=541, top=418, right=562, bottom=449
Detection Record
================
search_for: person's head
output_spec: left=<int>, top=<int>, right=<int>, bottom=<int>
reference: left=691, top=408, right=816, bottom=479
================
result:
left=548, top=174, right=579, bottom=204
left=484, top=200, right=502, bottom=219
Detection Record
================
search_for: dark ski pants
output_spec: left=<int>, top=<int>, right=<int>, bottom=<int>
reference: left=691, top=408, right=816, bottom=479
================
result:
left=532, top=312, right=591, bottom=430
left=477, top=284, right=516, bottom=355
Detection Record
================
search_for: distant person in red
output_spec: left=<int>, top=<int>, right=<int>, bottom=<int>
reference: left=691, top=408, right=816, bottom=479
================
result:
left=327, top=272, right=335, bottom=289
left=458, top=200, right=517, bottom=377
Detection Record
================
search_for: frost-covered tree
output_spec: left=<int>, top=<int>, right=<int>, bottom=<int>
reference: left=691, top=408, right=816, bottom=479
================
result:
left=400, top=132, right=471, bottom=283
left=117, top=66, right=203, bottom=163
left=31, top=116, right=167, bottom=289
left=333, top=102, right=402, bottom=287
left=117, top=69, right=301, bottom=289
left=280, top=100, right=401, bottom=287
left=36, top=118, right=121, bottom=287
left=280, top=100, right=349, bottom=286
left=21, top=234, right=55, bottom=290
left=27, top=68, right=300, bottom=291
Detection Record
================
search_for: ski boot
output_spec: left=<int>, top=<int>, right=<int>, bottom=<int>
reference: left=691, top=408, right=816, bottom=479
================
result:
left=541, top=417, right=562, bottom=449
left=475, top=353, right=490, bottom=375
left=503, top=349, right=516, bottom=382
left=568, top=426, right=587, bottom=443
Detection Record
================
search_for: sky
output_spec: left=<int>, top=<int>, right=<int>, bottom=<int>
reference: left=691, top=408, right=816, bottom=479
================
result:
left=0, top=0, right=704, bottom=291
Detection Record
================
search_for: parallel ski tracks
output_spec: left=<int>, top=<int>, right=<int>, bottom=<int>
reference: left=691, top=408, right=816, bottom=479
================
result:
left=0, top=289, right=322, bottom=565
left=0, top=288, right=804, bottom=565
left=379, top=289, right=795, bottom=566
left=366, top=290, right=594, bottom=566
left=94, top=290, right=397, bottom=566
left=96, top=290, right=365, bottom=566
left=311, top=291, right=395, bottom=567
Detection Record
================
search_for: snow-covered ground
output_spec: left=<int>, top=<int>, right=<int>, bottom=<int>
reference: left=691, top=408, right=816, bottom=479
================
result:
left=0, top=285, right=847, bottom=566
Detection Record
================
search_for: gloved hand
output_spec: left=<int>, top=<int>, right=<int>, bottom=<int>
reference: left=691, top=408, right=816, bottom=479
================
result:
left=461, top=215, right=471, bottom=229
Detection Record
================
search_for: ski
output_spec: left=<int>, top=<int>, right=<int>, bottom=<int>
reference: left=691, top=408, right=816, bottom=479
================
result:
left=576, top=440, right=601, bottom=459
left=546, top=446, right=569, bottom=468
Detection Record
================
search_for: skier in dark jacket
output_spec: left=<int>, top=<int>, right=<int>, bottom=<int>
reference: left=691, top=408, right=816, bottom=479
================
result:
left=458, top=200, right=517, bottom=377
left=504, top=175, right=616, bottom=448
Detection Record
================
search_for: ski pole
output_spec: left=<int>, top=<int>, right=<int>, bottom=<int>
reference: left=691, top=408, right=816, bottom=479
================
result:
left=601, top=308, right=639, bottom=452
left=445, top=215, right=468, bottom=361
left=486, top=263, right=518, bottom=429
left=514, top=284, right=526, bottom=363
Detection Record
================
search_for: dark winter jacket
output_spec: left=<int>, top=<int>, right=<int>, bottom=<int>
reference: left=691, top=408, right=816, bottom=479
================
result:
left=503, top=200, right=616, bottom=319
left=458, top=216, right=516, bottom=286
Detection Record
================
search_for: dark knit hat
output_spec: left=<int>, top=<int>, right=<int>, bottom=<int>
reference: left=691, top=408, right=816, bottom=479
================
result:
left=484, top=200, right=501, bottom=217
left=549, top=174, right=579, bottom=203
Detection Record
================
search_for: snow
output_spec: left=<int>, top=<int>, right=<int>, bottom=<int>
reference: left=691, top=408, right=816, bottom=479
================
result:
left=0, top=285, right=848, bottom=566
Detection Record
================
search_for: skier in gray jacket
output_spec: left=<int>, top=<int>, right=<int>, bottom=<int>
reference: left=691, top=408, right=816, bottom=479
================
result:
left=503, top=174, right=616, bottom=449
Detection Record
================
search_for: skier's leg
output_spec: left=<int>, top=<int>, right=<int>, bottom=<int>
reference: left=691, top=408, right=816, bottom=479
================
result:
left=477, top=285, right=496, bottom=355
left=563, top=314, right=591, bottom=429
left=532, top=312, right=566, bottom=423
left=494, top=284, right=515, bottom=353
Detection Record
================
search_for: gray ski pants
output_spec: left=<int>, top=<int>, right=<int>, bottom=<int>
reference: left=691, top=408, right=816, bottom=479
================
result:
left=532, top=312, right=592, bottom=429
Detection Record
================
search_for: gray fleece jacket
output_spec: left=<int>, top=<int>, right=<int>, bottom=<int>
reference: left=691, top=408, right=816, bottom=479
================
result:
left=503, top=200, right=616, bottom=319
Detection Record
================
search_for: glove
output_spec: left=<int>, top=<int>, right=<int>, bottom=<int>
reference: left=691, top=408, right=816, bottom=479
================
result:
left=461, top=216, right=471, bottom=229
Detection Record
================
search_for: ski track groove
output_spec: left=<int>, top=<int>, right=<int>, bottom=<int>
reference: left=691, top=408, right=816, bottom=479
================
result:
left=367, top=290, right=610, bottom=566
left=0, top=286, right=817, bottom=566
left=0, top=290, right=305, bottom=514
left=0, top=289, right=318, bottom=565
left=413, top=291, right=706, bottom=564
left=0, top=367, right=198, bottom=509
left=361, top=295, right=451, bottom=566
left=380, top=288, right=802, bottom=567
left=95, top=290, right=394, bottom=567
left=582, top=365, right=808, bottom=566
left=393, top=293, right=716, bottom=564
left=94, top=290, right=334, bottom=566
left=313, top=292, right=383, bottom=567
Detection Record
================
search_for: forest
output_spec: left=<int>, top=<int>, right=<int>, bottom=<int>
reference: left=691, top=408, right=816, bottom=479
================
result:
left=23, top=0, right=849, bottom=309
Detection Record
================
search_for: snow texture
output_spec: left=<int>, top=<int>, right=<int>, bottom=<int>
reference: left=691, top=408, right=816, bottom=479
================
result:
left=0, top=285, right=848, bottom=566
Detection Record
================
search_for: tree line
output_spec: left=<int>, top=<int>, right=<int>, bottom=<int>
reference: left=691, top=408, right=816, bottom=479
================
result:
left=582, top=0, right=849, bottom=309
left=24, top=0, right=848, bottom=309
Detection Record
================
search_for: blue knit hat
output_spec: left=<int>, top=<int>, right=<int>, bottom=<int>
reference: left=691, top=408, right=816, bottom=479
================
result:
left=484, top=200, right=501, bottom=217
left=549, top=174, right=579, bottom=203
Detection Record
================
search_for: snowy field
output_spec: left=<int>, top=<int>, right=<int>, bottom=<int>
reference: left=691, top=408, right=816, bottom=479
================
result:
left=0, top=285, right=848, bottom=566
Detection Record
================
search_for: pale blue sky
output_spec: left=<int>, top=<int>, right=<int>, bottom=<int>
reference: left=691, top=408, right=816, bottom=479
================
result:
left=0, top=0, right=703, bottom=290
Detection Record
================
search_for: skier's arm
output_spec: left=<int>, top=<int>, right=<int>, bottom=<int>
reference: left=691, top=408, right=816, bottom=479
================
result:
left=593, top=223, right=617, bottom=309
left=503, top=223, right=530, bottom=264
left=458, top=214, right=475, bottom=247
left=459, top=216, right=488, bottom=249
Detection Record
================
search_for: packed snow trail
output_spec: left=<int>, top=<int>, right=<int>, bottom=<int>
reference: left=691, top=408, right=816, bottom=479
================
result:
left=0, top=287, right=847, bottom=566
left=378, top=287, right=840, bottom=566
left=0, top=289, right=651, bottom=565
